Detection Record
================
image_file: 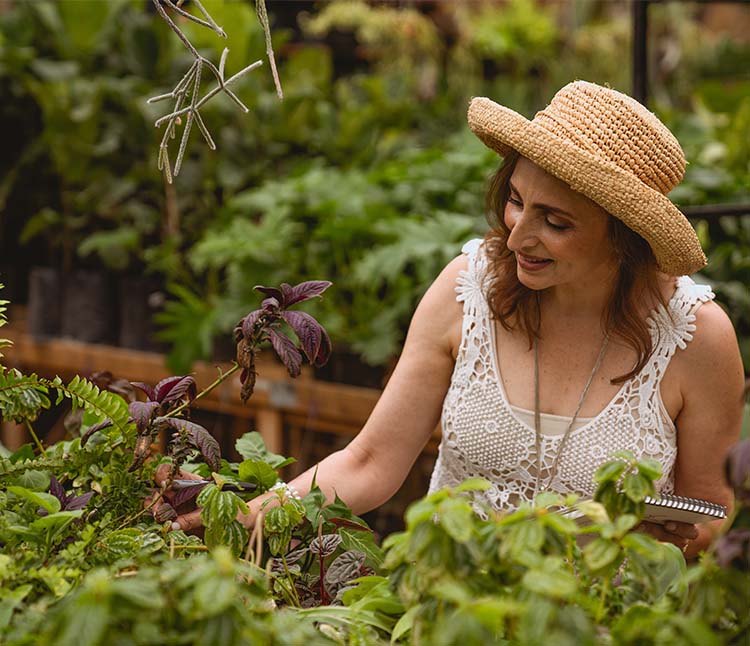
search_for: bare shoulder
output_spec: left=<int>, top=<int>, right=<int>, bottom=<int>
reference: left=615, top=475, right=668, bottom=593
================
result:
left=407, top=253, right=467, bottom=359
left=676, top=299, right=744, bottom=407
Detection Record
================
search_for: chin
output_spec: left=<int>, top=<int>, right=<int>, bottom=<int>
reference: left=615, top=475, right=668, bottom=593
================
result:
left=516, top=268, right=552, bottom=290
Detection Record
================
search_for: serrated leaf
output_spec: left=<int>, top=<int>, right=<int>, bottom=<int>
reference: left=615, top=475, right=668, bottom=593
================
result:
left=324, top=550, right=365, bottom=594
left=104, top=529, right=141, bottom=556
left=339, top=528, right=384, bottom=569
left=160, top=375, right=197, bottom=404
left=267, top=329, right=302, bottom=377
left=240, top=309, right=262, bottom=340
left=66, top=491, right=95, bottom=511
left=128, top=401, right=159, bottom=432
left=153, top=376, right=184, bottom=402
left=280, top=310, right=323, bottom=364
left=309, top=533, right=342, bottom=557
left=159, top=417, right=221, bottom=471
left=131, top=382, right=156, bottom=401
left=280, top=280, right=331, bottom=307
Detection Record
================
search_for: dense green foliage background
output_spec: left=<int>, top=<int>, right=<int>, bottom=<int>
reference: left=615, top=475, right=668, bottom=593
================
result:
left=1, top=0, right=748, bottom=375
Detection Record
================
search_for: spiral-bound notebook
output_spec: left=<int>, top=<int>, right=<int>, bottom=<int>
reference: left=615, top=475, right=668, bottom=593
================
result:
left=563, top=494, right=727, bottom=526
left=640, top=494, right=727, bottom=525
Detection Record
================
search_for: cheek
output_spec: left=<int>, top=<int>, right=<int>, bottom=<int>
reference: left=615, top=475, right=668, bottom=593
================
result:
left=503, top=204, right=516, bottom=229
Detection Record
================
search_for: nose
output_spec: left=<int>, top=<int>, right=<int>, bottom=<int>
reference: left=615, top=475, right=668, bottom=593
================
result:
left=505, top=205, right=540, bottom=253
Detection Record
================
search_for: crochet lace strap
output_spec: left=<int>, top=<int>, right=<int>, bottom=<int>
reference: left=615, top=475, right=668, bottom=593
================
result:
left=636, top=276, right=715, bottom=427
left=455, top=238, right=487, bottom=308
left=649, top=276, right=715, bottom=354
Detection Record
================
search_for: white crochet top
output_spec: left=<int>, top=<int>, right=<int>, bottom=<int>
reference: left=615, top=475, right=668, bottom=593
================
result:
left=428, top=239, right=715, bottom=511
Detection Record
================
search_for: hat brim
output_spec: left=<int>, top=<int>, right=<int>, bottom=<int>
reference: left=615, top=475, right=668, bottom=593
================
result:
left=468, top=97, right=706, bottom=276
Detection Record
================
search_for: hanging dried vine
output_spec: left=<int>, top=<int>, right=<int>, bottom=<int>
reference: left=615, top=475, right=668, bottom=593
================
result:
left=148, top=0, right=282, bottom=183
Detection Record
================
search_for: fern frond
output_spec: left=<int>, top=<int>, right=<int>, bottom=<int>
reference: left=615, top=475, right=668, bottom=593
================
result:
left=0, top=368, right=50, bottom=422
left=0, top=455, right=68, bottom=478
left=48, top=376, right=132, bottom=436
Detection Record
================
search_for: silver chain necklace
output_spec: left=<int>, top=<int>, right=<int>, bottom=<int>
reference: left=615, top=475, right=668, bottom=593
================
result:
left=533, top=332, right=610, bottom=495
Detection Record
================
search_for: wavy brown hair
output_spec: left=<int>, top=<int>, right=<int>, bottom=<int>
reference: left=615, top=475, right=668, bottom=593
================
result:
left=483, top=151, right=670, bottom=384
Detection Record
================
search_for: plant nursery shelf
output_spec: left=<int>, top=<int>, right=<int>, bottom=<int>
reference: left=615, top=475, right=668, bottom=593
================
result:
left=2, top=308, right=440, bottom=459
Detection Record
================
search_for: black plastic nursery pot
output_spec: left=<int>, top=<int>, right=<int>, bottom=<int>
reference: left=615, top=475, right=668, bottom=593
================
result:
left=27, top=266, right=62, bottom=338
left=61, top=270, right=117, bottom=345
left=118, top=275, right=165, bottom=353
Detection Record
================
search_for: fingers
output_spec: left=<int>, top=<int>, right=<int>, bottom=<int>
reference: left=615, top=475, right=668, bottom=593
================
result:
left=172, top=509, right=203, bottom=532
left=663, top=521, right=699, bottom=540
left=154, top=463, right=205, bottom=487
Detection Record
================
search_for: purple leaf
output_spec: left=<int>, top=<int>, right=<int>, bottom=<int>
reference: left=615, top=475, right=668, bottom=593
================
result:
left=281, top=281, right=332, bottom=307
left=131, top=382, right=156, bottom=401
left=80, top=419, right=114, bottom=446
left=159, top=418, right=221, bottom=472
left=172, top=482, right=207, bottom=508
left=129, top=401, right=159, bottom=432
left=262, top=297, right=280, bottom=310
left=254, top=285, right=283, bottom=302
left=241, top=309, right=262, bottom=340
left=154, top=376, right=185, bottom=403
left=725, top=439, right=750, bottom=504
left=65, top=491, right=95, bottom=511
left=314, top=327, right=332, bottom=368
left=281, top=310, right=323, bottom=364
left=309, top=533, right=342, bottom=557
left=268, top=329, right=302, bottom=378
left=160, top=376, right=197, bottom=405
left=49, top=475, right=67, bottom=507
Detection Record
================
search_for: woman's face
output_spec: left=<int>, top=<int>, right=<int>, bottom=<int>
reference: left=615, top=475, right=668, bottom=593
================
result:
left=503, top=157, right=618, bottom=293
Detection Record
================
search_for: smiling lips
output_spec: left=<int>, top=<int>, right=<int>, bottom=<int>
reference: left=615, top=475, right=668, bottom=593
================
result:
left=516, top=252, right=553, bottom=271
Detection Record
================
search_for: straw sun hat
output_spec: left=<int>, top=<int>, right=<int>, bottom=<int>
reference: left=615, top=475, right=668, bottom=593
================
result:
left=467, top=80, right=706, bottom=276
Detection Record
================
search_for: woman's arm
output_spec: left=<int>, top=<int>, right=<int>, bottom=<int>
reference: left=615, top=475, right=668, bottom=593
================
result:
left=667, top=301, right=745, bottom=558
left=172, top=254, right=467, bottom=530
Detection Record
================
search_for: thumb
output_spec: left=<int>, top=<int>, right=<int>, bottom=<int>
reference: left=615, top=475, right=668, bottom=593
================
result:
left=172, top=508, right=203, bottom=532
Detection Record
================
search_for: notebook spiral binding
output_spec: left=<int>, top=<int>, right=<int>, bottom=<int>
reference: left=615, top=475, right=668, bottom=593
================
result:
left=644, top=494, right=726, bottom=519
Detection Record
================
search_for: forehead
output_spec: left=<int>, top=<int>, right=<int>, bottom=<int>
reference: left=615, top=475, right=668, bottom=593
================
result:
left=509, top=157, right=609, bottom=219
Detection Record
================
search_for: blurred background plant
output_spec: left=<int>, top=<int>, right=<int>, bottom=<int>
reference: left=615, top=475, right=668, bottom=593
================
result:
left=1, top=0, right=747, bottom=386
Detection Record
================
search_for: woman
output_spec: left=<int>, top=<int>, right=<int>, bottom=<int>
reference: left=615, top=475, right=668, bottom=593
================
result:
left=164, top=81, right=745, bottom=558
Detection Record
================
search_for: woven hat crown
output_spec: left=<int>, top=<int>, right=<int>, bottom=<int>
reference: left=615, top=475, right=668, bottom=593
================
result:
left=535, top=81, right=685, bottom=196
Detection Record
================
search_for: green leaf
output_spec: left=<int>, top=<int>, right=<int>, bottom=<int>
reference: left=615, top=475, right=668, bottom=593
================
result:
left=390, top=605, right=419, bottom=643
left=438, top=497, right=474, bottom=543
left=636, top=458, right=663, bottom=481
left=623, top=473, right=652, bottom=503
left=237, top=459, right=278, bottom=491
left=14, top=469, right=50, bottom=491
left=339, top=528, right=384, bottom=569
left=583, top=538, right=621, bottom=572
left=234, top=431, right=290, bottom=468
left=622, top=531, right=662, bottom=557
left=522, top=567, right=578, bottom=600
left=593, top=460, right=626, bottom=484
left=542, top=511, right=579, bottom=536
left=7, top=486, right=61, bottom=513
left=103, top=529, right=141, bottom=557
left=454, top=477, right=491, bottom=492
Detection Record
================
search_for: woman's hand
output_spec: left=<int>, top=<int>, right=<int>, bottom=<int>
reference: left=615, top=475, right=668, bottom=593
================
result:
left=635, top=520, right=699, bottom=552
left=146, top=463, right=205, bottom=533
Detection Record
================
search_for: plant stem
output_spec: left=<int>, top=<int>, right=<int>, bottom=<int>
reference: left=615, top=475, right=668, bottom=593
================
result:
left=25, top=419, right=46, bottom=457
left=167, top=362, right=241, bottom=419
left=595, top=577, right=611, bottom=623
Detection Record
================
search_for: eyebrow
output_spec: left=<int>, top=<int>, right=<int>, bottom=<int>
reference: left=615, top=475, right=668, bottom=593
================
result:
left=508, top=181, right=576, bottom=219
